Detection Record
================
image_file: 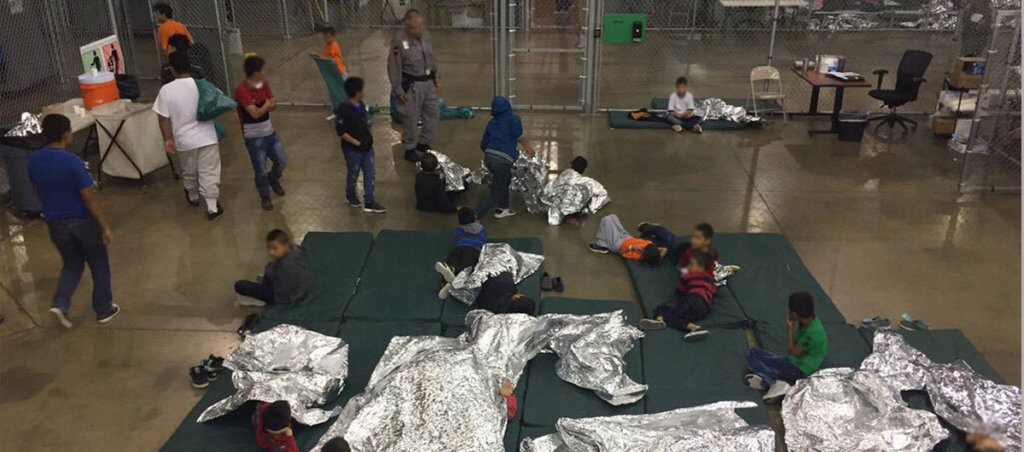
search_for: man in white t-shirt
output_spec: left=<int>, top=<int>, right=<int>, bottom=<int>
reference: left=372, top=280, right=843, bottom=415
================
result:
left=666, top=76, right=702, bottom=134
left=154, top=51, right=223, bottom=220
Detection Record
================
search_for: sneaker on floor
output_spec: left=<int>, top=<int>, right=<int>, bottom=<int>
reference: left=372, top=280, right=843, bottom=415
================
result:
left=639, top=318, right=667, bottom=331
left=236, top=295, right=266, bottom=307
left=899, top=313, right=929, bottom=331
left=363, top=202, right=387, bottom=214
left=861, top=316, right=892, bottom=330
left=588, top=243, right=610, bottom=254
left=745, top=373, right=766, bottom=391
left=97, top=304, right=120, bottom=324
left=260, top=197, right=273, bottom=211
left=438, top=283, right=452, bottom=300
left=189, top=366, right=210, bottom=389
left=763, top=380, right=792, bottom=404
left=684, top=329, right=709, bottom=342
left=203, top=355, right=225, bottom=374
left=493, top=208, right=517, bottom=219
left=347, top=195, right=362, bottom=208
left=552, top=277, right=565, bottom=293
left=693, top=124, right=703, bottom=134
left=435, top=261, right=456, bottom=283
left=237, top=313, right=260, bottom=338
left=49, top=307, right=73, bottom=329
left=207, top=204, right=224, bottom=221
left=271, top=183, right=286, bottom=196
left=184, top=189, right=200, bottom=207
left=671, top=124, right=683, bottom=133
left=540, top=272, right=554, bottom=291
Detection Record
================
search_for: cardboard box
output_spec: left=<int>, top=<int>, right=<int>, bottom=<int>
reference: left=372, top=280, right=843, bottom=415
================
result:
left=930, top=115, right=956, bottom=135
left=950, top=57, right=986, bottom=89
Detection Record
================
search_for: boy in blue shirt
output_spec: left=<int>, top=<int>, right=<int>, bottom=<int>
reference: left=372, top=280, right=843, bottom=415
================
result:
left=335, top=77, right=387, bottom=213
left=475, top=96, right=534, bottom=219
left=435, top=207, right=487, bottom=298
left=28, top=114, right=120, bottom=328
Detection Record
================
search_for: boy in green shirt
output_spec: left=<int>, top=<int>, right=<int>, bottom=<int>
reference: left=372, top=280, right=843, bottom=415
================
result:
left=744, top=292, right=828, bottom=403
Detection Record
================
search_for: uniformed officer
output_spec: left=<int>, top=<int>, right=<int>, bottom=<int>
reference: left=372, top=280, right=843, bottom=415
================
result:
left=388, top=10, right=440, bottom=162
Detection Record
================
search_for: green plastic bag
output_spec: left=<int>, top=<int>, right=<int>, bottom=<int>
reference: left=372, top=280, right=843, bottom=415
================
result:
left=195, top=79, right=236, bottom=121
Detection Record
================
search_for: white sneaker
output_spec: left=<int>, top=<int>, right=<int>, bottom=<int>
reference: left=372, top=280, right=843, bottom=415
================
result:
left=693, top=124, right=703, bottom=134
left=49, top=307, right=73, bottom=329
left=236, top=295, right=266, bottom=307
left=683, top=329, right=709, bottom=342
left=494, top=208, right=517, bottom=219
left=671, top=124, right=683, bottom=133
left=763, top=380, right=792, bottom=403
left=435, top=261, right=456, bottom=283
left=744, top=373, right=766, bottom=390
left=438, top=283, right=452, bottom=299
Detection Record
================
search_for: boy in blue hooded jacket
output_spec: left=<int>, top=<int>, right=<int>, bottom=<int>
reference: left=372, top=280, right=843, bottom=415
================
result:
left=475, top=96, right=534, bottom=219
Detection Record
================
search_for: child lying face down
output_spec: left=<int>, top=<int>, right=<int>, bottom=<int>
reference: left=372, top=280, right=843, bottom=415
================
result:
left=435, top=207, right=487, bottom=299
left=638, top=221, right=718, bottom=272
left=253, top=401, right=298, bottom=452
left=638, top=250, right=716, bottom=341
left=744, top=292, right=828, bottom=404
left=475, top=272, right=536, bottom=315
left=589, top=214, right=666, bottom=265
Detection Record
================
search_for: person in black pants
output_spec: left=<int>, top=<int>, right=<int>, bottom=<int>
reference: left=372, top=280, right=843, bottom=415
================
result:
left=235, top=229, right=309, bottom=307
left=476, top=271, right=535, bottom=315
left=415, top=152, right=456, bottom=213
left=436, top=207, right=487, bottom=299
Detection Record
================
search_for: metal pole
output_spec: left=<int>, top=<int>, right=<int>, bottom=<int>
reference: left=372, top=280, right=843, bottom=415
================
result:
left=213, top=0, right=231, bottom=91
left=279, top=0, right=291, bottom=38
left=767, top=0, right=781, bottom=65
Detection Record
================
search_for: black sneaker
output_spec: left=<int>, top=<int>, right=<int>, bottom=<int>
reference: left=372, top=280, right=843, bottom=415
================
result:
left=189, top=366, right=210, bottom=389
left=97, top=304, right=120, bottom=324
left=270, top=182, right=285, bottom=196
left=416, top=142, right=431, bottom=152
left=184, top=189, right=200, bottom=207
left=636, top=222, right=660, bottom=234
left=588, top=243, right=610, bottom=254
left=347, top=195, right=361, bottom=208
left=404, top=148, right=422, bottom=162
left=207, top=203, right=224, bottom=221
left=363, top=202, right=387, bottom=214
left=202, top=355, right=225, bottom=380
left=237, top=313, right=260, bottom=338
left=260, top=197, right=273, bottom=211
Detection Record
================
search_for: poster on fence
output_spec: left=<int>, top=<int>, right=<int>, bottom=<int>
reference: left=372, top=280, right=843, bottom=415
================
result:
left=79, top=35, right=124, bottom=74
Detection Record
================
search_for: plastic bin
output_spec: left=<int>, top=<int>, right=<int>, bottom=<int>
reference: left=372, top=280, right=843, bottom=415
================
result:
left=91, top=100, right=167, bottom=179
left=838, top=111, right=869, bottom=142
left=0, top=130, right=47, bottom=216
left=78, top=71, right=120, bottom=110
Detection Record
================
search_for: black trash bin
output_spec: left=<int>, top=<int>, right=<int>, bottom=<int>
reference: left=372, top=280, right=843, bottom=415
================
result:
left=0, top=129, right=48, bottom=217
left=838, top=111, right=869, bottom=142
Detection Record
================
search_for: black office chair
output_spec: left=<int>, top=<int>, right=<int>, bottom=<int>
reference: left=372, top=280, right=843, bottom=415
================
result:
left=868, top=50, right=933, bottom=135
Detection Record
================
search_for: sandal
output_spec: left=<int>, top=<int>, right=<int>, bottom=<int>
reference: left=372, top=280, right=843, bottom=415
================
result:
left=861, top=316, right=892, bottom=329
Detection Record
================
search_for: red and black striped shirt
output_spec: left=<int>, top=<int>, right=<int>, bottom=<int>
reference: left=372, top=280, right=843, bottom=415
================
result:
left=676, top=270, right=717, bottom=305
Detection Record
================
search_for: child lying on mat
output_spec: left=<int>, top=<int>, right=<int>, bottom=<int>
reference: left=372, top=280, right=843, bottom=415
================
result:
left=235, top=230, right=309, bottom=307
left=435, top=207, right=487, bottom=298
left=638, top=250, right=716, bottom=341
left=415, top=153, right=457, bottom=213
left=476, top=271, right=536, bottom=315
left=253, top=401, right=299, bottom=452
left=744, top=292, right=828, bottom=404
left=637, top=221, right=718, bottom=272
left=588, top=214, right=666, bottom=265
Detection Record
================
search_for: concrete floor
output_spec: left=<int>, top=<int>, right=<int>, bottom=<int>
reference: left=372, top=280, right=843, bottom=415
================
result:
left=0, top=108, right=1019, bottom=450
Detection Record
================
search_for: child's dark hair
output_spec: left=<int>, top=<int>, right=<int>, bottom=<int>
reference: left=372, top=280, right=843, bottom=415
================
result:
left=323, top=437, right=352, bottom=452
left=322, top=26, right=336, bottom=36
left=153, top=3, right=173, bottom=18
left=675, top=76, right=688, bottom=86
left=788, top=292, right=814, bottom=318
left=266, top=229, right=291, bottom=245
left=457, top=207, right=476, bottom=225
left=694, top=222, right=714, bottom=240
left=243, top=55, right=265, bottom=78
left=167, top=33, right=191, bottom=53
left=344, top=77, right=364, bottom=98
left=420, top=152, right=438, bottom=172
left=690, top=249, right=713, bottom=271
left=168, top=50, right=191, bottom=75
left=570, top=156, right=588, bottom=174
left=640, top=244, right=661, bottom=266
left=42, top=114, right=71, bottom=143
left=262, top=401, right=292, bottom=432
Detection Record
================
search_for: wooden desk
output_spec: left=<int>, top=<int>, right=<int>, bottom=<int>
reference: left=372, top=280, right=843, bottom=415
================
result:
left=791, top=67, right=872, bottom=134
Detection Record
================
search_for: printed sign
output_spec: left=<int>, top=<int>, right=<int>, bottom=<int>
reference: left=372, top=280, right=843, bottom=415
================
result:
left=80, top=35, right=124, bottom=74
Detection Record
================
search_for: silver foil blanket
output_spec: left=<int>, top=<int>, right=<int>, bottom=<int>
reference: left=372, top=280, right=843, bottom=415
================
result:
left=521, top=401, right=774, bottom=452
left=4, top=112, right=42, bottom=137
left=511, top=155, right=551, bottom=217
left=861, top=331, right=1022, bottom=450
left=782, top=367, right=948, bottom=451
left=416, top=150, right=472, bottom=192
left=450, top=242, right=544, bottom=305
left=313, top=310, right=645, bottom=451
left=537, top=169, right=610, bottom=225
left=694, top=98, right=759, bottom=123
left=197, top=324, right=348, bottom=425
left=713, top=264, right=738, bottom=286
left=808, top=13, right=879, bottom=30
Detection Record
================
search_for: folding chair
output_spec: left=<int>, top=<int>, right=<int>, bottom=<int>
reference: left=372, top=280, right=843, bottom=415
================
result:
left=749, top=66, right=788, bottom=123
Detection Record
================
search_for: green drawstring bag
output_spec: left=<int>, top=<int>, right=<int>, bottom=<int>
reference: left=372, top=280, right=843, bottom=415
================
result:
left=195, top=79, right=235, bottom=140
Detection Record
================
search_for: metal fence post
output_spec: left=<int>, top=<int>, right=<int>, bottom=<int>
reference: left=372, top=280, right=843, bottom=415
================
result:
left=767, top=0, right=781, bottom=66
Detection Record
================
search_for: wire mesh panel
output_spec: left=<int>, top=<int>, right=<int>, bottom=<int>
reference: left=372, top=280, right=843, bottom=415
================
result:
left=147, top=0, right=230, bottom=91
left=507, top=0, right=590, bottom=108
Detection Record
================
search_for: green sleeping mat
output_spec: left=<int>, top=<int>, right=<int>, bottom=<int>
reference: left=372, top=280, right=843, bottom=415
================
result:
left=344, top=230, right=453, bottom=321
left=858, top=328, right=1002, bottom=383
left=539, top=297, right=640, bottom=324
left=261, top=231, right=372, bottom=323
left=713, top=233, right=846, bottom=326
left=161, top=373, right=263, bottom=452
left=641, top=327, right=768, bottom=426
left=755, top=322, right=870, bottom=370
left=650, top=97, right=781, bottom=111
left=440, top=237, right=545, bottom=327
left=624, top=260, right=750, bottom=328
left=608, top=97, right=774, bottom=130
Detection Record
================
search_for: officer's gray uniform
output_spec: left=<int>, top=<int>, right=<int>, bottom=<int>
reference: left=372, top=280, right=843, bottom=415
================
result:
left=387, top=29, right=440, bottom=152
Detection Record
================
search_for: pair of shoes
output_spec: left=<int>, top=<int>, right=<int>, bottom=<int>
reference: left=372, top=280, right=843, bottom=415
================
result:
left=763, top=381, right=791, bottom=404
left=347, top=195, right=361, bottom=208
left=207, top=203, right=224, bottom=221
left=683, top=328, right=709, bottom=342
left=404, top=148, right=423, bottom=162
left=438, top=283, right=452, bottom=299
left=260, top=197, right=273, bottom=211
left=899, top=313, right=929, bottom=331
left=435, top=262, right=456, bottom=283
left=184, top=189, right=200, bottom=207
left=189, top=366, right=211, bottom=389
left=49, top=307, right=73, bottom=329
left=494, top=208, right=517, bottom=219
left=270, top=182, right=286, bottom=197
left=588, top=243, right=610, bottom=254
left=97, top=304, right=121, bottom=324
left=236, top=294, right=266, bottom=307
left=671, top=124, right=683, bottom=133
left=861, top=316, right=892, bottom=329
left=745, top=373, right=766, bottom=390
left=638, top=318, right=667, bottom=331
left=237, top=313, right=260, bottom=338
left=363, top=202, right=387, bottom=214
left=541, top=272, right=553, bottom=291
left=201, top=354, right=225, bottom=381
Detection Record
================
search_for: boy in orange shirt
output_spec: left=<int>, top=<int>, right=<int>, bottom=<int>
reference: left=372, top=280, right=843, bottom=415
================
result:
left=321, top=26, right=347, bottom=77
left=153, top=3, right=192, bottom=59
left=589, top=214, right=665, bottom=265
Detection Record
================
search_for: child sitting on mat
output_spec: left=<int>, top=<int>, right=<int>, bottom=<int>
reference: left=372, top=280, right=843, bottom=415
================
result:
left=476, top=271, right=536, bottom=315
left=253, top=400, right=299, bottom=452
left=588, top=214, right=665, bottom=265
left=637, top=221, right=718, bottom=272
left=323, top=437, right=351, bottom=452
left=666, top=76, right=702, bottom=134
left=435, top=207, right=487, bottom=298
left=744, top=292, right=828, bottom=404
left=639, top=250, right=716, bottom=341
left=415, top=152, right=457, bottom=213
left=235, top=230, right=308, bottom=307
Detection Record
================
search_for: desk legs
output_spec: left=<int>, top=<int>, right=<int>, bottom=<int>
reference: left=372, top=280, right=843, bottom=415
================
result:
left=808, top=86, right=846, bottom=135
left=809, top=86, right=820, bottom=114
